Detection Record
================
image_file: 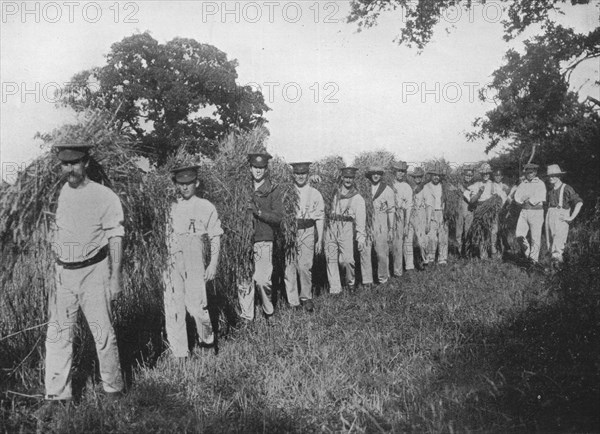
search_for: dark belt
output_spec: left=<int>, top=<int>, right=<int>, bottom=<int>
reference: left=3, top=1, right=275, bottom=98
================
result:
left=297, top=219, right=315, bottom=230
left=57, top=245, right=109, bottom=270
left=329, top=214, right=353, bottom=222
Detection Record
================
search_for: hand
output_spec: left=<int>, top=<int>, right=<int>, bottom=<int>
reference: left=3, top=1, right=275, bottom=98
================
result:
left=247, top=199, right=259, bottom=216
left=315, top=238, right=323, bottom=254
left=310, top=174, right=322, bottom=184
left=109, top=274, right=122, bottom=301
left=560, top=215, right=572, bottom=223
left=205, top=262, right=217, bottom=281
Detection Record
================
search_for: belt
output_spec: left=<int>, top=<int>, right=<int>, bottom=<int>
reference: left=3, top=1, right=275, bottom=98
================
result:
left=521, top=205, right=543, bottom=210
left=548, top=206, right=567, bottom=209
left=297, top=219, right=315, bottom=230
left=57, top=245, right=109, bottom=270
left=329, top=214, right=353, bottom=222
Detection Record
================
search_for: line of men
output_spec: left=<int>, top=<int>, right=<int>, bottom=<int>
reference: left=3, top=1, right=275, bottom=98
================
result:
left=38, top=143, right=583, bottom=416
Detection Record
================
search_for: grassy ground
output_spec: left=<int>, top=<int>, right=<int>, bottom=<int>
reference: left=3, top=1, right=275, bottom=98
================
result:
left=2, top=246, right=599, bottom=433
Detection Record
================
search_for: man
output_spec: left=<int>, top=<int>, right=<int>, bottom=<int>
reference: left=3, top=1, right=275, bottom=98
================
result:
left=284, top=162, right=324, bottom=312
left=365, top=166, right=395, bottom=284
left=391, top=161, right=413, bottom=276
left=238, top=153, right=284, bottom=322
left=325, top=167, right=366, bottom=293
left=410, top=167, right=428, bottom=269
left=545, top=164, right=583, bottom=264
left=41, top=143, right=124, bottom=414
left=513, top=163, right=547, bottom=264
left=423, top=164, right=448, bottom=265
left=455, top=166, right=475, bottom=256
left=163, top=165, right=223, bottom=358
left=466, top=163, right=507, bottom=258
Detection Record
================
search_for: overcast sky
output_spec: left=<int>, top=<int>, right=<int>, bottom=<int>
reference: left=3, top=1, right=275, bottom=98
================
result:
left=1, top=1, right=598, bottom=181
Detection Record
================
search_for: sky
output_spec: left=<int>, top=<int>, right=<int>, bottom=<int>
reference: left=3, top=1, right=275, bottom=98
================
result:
left=1, top=1, right=598, bottom=182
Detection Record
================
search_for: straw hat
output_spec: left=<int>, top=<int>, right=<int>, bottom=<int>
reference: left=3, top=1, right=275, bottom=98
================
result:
left=546, top=164, right=567, bottom=177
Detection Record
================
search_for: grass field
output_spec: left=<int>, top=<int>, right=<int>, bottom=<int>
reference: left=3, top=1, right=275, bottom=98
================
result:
left=2, top=229, right=599, bottom=433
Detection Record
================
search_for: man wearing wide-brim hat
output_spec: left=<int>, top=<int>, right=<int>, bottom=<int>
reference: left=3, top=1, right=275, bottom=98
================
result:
left=284, top=162, right=324, bottom=312
left=513, top=163, right=547, bottom=264
left=163, top=164, right=223, bottom=358
left=422, top=163, right=448, bottom=265
left=391, top=161, right=414, bottom=276
left=239, top=152, right=284, bottom=322
left=544, top=164, right=583, bottom=264
left=363, top=165, right=395, bottom=285
left=39, top=142, right=124, bottom=416
left=325, top=166, right=367, bottom=293
left=465, top=163, right=507, bottom=258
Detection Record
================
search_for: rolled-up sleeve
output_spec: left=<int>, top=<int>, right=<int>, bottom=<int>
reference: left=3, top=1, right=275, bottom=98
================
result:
left=102, top=190, right=125, bottom=239
left=205, top=203, right=224, bottom=239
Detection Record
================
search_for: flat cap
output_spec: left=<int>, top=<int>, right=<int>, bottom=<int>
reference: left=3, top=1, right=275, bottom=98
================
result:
left=523, top=163, right=539, bottom=171
left=290, top=162, right=311, bottom=174
left=248, top=153, right=272, bottom=168
left=54, top=143, right=93, bottom=163
left=171, top=165, right=199, bottom=183
left=340, top=167, right=359, bottom=178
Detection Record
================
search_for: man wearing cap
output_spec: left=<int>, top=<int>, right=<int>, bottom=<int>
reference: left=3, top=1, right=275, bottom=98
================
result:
left=42, top=143, right=124, bottom=410
left=239, top=153, right=284, bottom=321
left=423, top=164, right=448, bottom=265
left=410, top=167, right=429, bottom=269
left=163, top=165, right=223, bottom=358
left=391, top=161, right=413, bottom=276
left=365, top=166, right=395, bottom=285
left=513, top=163, right=547, bottom=264
left=466, top=163, right=507, bottom=257
left=284, top=162, right=324, bottom=312
left=455, top=166, right=475, bottom=256
left=545, top=164, right=583, bottom=264
left=325, top=167, right=367, bottom=293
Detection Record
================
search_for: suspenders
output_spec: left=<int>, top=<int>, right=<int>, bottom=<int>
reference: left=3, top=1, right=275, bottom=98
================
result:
left=558, top=184, right=566, bottom=209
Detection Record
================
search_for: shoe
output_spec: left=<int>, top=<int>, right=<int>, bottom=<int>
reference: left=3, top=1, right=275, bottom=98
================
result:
left=301, top=299, right=314, bottom=312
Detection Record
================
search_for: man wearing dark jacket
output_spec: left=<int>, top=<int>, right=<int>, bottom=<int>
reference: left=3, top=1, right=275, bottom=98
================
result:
left=238, top=153, right=284, bottom=321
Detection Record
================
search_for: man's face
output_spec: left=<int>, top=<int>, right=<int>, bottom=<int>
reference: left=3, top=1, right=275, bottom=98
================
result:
left=525, top=170, right=536, bottom=181
left=176, top=180, right=198, bottom=200
left=482, top=173, right=491, bottom=182
left=251, top=166, right=266, bottom=182
left=293, top=172, right=309, bottom=187
left=370, top=173, right=382, bottom=185
left=61, top=159, right=87, bottom=188
left=463, top=172, right=473, bottom=183
left=395, top=170, right=406, bottom=182
left=548, top=175, right=560, bottom=186
left=342, top=176, right=355, bottom=189
left=493, top=173, right=502, bottom=183
left=431, top=174, right=441, bottom=184
left=413, top=176, right=423, bottom=185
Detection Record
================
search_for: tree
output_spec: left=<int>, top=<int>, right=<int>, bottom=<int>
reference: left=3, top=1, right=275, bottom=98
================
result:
left=59, top=32, right=269, bottom=165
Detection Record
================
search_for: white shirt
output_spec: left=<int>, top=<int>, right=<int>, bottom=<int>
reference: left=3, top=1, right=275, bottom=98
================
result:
left=393, top=181, right=413, bottom=211
left=296, top=184, right=324, bottom=220
left=169, top=196, right=223, bottom=238
left=423, top=182, right=444, bottom=210
left=54, top=181, right=124, bottom=263
left=514, top=177, right=547, bottom=207
left=466, top=180, right=508, bottom=204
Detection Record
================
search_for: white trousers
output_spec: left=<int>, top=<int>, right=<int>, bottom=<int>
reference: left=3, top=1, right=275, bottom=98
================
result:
left=163, top=235, right=213, bottom=358
left=516, top=209, right=544, bottom=262
left=285, top=227, right=315, bottom=305
left=45, top=259, right=123, bottom=400
left=546, top=208, right=570, bottom=262
left=426, top=210, right=448, bottom=264
left=238, top=241, right=274, bottom=320
left=325, top=222, right=355, bottom=293
left=392, top=213, right=415, bottom=275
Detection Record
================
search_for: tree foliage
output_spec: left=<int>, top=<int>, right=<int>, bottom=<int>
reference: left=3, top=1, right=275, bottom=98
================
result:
left=58, top=32, right=269, bottom=165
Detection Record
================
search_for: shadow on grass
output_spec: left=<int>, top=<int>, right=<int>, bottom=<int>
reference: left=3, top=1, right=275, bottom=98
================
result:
left=433, top=272, right=600, bottom=431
